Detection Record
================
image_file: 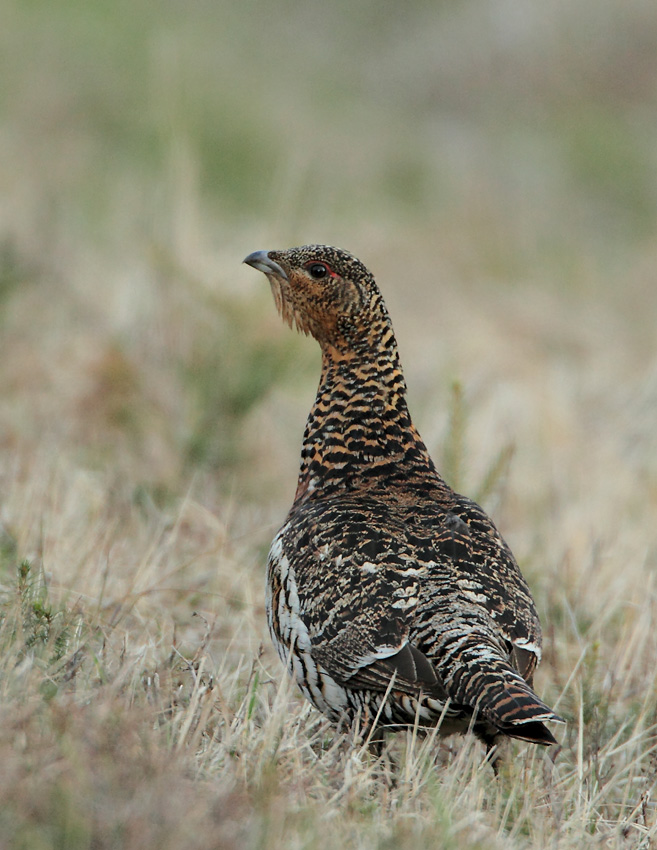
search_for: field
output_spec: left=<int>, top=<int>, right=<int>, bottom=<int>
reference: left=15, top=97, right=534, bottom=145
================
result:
left=1, top=1, right=657, bottom=847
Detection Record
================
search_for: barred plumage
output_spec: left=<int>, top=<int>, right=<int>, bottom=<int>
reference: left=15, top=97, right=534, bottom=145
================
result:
left=244, top=245, right=563, bottom=758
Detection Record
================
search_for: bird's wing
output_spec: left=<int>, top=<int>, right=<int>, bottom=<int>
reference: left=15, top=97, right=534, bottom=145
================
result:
left=309, top=585, right=447, bottom=698
left=428, top=497, right=544, bottom=669
left=280, top=499, right=446, bottom=698
left=306, top=562, right=443, bottom=695
left=340, top=641, right=447, bottom=699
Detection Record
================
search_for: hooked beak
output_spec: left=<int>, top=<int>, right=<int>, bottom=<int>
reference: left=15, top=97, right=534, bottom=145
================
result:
left=243, top=250, right=288, bottom=280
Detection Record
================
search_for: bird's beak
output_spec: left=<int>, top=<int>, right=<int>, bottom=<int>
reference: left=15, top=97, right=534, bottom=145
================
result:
left=243, top=250, right=288, bottom=281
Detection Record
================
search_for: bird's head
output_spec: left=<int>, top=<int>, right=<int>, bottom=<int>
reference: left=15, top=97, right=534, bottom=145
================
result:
left=243, top=245, right=390, bottom=351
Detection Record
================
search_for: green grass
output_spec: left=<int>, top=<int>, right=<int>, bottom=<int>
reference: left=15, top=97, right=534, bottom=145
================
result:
left=1, top=0, right=657, bottom=847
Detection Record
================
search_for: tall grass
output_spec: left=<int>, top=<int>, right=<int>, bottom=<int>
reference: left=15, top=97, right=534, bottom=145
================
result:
left=1, top=0, right=656, bottom=846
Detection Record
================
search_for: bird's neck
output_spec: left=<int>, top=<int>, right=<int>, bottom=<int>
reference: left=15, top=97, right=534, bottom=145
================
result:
left=291, top=341, right=438, bottom=507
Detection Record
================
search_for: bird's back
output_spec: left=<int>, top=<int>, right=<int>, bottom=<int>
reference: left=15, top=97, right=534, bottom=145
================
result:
left=269, top=474, right=557, bottom=746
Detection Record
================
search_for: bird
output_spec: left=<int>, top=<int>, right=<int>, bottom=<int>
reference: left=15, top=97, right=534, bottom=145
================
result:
left=244, top=244, right=563, bottom=763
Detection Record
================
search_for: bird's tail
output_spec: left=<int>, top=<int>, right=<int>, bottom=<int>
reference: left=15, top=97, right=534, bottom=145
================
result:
left=442, top=640, right=564, bottom=745
left=476, top=670, right=563, bottom=744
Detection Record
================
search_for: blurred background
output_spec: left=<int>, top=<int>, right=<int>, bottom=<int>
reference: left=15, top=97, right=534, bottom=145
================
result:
left=1, top=1, right=657, bottom=844
left=1, top=0, right=656, bottom=610
left=1, top=0, right=657, bottom=674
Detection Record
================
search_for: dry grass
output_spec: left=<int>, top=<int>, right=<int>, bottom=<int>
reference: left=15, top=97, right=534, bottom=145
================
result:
left=1, top=0, right=657, bottom=847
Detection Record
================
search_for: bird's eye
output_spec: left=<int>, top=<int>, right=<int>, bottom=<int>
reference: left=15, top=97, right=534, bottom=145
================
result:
left=306, top=263, right=329, bottom=279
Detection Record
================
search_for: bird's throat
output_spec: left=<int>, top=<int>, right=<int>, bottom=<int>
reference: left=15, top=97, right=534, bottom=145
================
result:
left=292, top=345, right=436, bottom=506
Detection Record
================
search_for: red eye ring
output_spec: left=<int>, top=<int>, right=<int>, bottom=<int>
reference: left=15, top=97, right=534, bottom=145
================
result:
left=304, top=262, right=333, bottom=279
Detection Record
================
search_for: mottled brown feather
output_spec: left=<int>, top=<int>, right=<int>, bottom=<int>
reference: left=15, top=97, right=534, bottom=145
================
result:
left=245, top=245, right=563, bottom=755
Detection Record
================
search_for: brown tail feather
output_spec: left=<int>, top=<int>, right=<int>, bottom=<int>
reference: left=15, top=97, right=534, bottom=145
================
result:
left=442, top=641, right=564, bottom=741
left=502, top=719, right=559, bottom=746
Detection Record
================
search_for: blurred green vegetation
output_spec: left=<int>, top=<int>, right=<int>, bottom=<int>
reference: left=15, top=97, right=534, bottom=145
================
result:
left=3, top=0, right=655, bottom=253
left=181, top=296, right=311, bottom=470
left=0, top=0, right=654, bottom=516
left=2, top=0, right=654, bottom=488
